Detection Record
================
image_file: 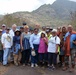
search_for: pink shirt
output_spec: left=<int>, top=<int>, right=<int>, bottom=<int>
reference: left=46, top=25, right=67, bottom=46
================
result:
left=38, top=38, right=48, bottom=53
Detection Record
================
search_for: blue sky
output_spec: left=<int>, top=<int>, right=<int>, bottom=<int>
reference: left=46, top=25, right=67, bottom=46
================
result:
left=0, top=0, right=76, bottom=14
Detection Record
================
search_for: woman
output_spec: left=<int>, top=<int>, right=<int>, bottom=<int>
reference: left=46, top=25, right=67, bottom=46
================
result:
left=48, top=29, right=60, bottom=70
left=13, top=29, right=21, bottom=66
left=20, top=25, right=31, bottom=66
left=59, top=26, right=67, bottom=67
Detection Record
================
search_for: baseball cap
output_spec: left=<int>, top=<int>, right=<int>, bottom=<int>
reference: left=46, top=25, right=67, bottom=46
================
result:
left=52, top=29, right=57, bottom=33
left=2, top=24, right=6, bottom=27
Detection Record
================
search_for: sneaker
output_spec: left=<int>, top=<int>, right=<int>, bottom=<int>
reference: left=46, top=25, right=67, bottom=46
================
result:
left=31, top=63, right=34, bottom=68
left=35, top=64, right=38, bottom=67
left=48, top=66, right=53, bottom=70
left=52, top=66, right=56, bottom=70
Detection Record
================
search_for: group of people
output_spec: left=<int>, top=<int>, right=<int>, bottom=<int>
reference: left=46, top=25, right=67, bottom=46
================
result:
left=0, top=23, right=76, bottom=72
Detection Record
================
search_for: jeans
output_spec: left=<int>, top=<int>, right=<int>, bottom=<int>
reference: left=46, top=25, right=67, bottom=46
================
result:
left=31, top=44, right=39, bottom=64
left=48, top=53, right=57, bottom=65
left=3, top=48, right=10, bottom=65
left=10, top=46, right=14, bottom=61
left=0, top=50, right=3, bottom=62
left=21, top=49, right=30, bottom=64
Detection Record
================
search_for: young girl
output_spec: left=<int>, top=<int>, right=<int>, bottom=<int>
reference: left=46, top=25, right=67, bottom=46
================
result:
left=13, top=29, right=21, bottom=66
left=38, top=33, right=48, bottom=67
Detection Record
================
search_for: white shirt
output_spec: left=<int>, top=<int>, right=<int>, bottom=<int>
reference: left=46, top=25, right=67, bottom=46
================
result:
left=9, top=29, right=15, bottom=46
left=9, top=29, right=15, bottom=38
left=29, top=33, right=40, bottom=49
left=48, top=36, right=60, bottom=53
left=1, top=33, right=12, bottom=48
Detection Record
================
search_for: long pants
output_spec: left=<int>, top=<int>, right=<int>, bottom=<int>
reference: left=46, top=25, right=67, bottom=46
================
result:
left=10, top=47, right=14, bottom=61
left=21, top=49, right=30, bottom=64
left=59, top=55, right=64, bottom=64
left=3, top=48, right=10, bottom=65
left=64, top=48, right=76, bottom=66
left=31, top=44, right=39, bottom=64
left=48, top=53, right=57, bottom=66
left=0, top=50, right=3, bottom=62
left=39, top=53, right=48, bottom=62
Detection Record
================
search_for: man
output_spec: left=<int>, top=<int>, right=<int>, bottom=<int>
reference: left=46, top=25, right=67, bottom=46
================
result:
left=20, top=26, right=24, bottom=33
left=57, top=27, right=61, bottom=36
left=1, top=28, right=12, bottom=66
left=9, top=24, right=17, bottom=38
left=22, top=22, right=27, bottom=26
left=30, top=28, right=40, bottom=67
left=63, top=25, right=76, bottom=72
left=2, top=24, right=6, bottom=34
left=9, top=24, right=17, bottom=62
left=35, top=24, right=40, bottom=29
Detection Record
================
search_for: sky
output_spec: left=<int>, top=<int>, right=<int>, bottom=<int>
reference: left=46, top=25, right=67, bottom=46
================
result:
left=0, top=0, right=76, bottom=15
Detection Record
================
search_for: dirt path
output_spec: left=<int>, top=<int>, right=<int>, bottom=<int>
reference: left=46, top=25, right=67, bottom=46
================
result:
left=3, top=65, right=76, bottom=75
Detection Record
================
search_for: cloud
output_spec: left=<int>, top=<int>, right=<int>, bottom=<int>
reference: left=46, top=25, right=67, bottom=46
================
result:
left=38, top=0, right=56, bottom=4
left=70, top=0, right=76, bottom=1
left=0, top=0, right=41, bottom=14
left=0, top=0, right=56, bottom=14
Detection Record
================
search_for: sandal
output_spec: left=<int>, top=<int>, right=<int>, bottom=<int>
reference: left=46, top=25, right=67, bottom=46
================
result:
left=62, top=67, right=68, bottom=71
left=69, top=68, right=74, bottom=72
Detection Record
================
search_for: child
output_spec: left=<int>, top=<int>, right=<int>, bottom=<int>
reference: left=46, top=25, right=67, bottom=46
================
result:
left=0, top=29, right=3, bottom=64
left=13, top=29, right=21, bottom=66
left=38, top=33, right=48, bottom=67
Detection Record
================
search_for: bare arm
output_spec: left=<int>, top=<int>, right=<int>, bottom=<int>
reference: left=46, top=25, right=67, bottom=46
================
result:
left=20, top=34, right=23, bottom=50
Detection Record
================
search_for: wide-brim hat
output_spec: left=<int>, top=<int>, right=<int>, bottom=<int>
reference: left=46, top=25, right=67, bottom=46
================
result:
left=15, top=29, right=21, bottom=35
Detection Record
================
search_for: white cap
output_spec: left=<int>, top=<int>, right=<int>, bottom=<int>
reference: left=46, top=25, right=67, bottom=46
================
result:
left=2, top=24, right=6, bottom=27
left=52, top=29, right=57, bottom=33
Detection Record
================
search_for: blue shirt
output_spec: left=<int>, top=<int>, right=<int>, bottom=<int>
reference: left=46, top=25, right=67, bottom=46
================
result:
left=2, top=30, right=6, bottom=34
left=13, top=36, right=20, bottom=44
left=30, top=33, right=40, bottom=49
left=64, top=32, right=76, bottom=48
